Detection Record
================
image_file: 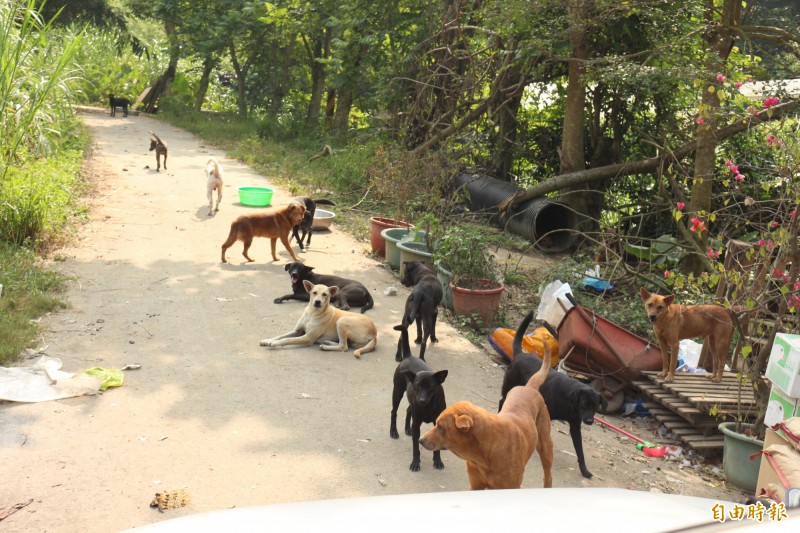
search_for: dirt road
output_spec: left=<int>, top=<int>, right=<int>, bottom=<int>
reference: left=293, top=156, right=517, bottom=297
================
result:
left=0, top=109, right=746, bottom=532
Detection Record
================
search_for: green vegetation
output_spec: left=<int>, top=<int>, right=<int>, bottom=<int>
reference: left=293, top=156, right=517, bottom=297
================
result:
left=0, top=1, right=89, bottom=363
left=0, top=244, right=69, bottom=365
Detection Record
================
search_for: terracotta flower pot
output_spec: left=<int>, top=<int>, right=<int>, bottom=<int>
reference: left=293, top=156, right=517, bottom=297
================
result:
left=449, top=279, right=504, bottom=328
left=369, top=217, right=413, bottom=257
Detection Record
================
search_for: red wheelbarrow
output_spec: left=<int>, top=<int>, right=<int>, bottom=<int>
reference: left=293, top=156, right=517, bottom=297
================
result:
left=552, top=295, right=663, bottom=413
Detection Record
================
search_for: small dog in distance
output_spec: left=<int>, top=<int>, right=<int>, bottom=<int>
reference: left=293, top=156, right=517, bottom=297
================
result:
left=205, top=158, right=223, bottom=216
left=149, top=131, right=168, bottom=171
left=109, top=94, right=130, bottom=117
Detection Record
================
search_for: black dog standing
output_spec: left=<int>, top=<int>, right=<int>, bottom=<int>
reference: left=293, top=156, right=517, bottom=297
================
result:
left=398, top=260, right=442, bottom=361
left=499, top=310, right=606, bottom=479
left=108, top=94, right=130, bottom=117
left=390, top=324, right=448, bottom=472
left=289, top=196, right=336, bottom=251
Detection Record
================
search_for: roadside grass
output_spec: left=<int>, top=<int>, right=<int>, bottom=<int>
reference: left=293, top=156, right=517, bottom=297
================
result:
left=0, top=243, right=70, bottom=365
left=0, top=124, right=90, bottom=364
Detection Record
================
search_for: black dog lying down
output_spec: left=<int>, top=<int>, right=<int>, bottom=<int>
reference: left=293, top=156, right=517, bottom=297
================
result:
left=109, top=94, right=130, bottom=117
left=499, top=310, right=606, bottom=479
left=290, top=196, right=336, bottom=251
left=390, top=324, right=448, bottom=472
left=273, top=261, right=374, bottom=313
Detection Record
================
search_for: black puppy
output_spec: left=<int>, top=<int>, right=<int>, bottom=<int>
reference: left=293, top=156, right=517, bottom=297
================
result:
left=390, top=324, right=448, bottom=472
left=273, top=262, right=374, bottom=313
left=398, top=260, right=442, bottom=362
left=290, top=196, right=337, bottom=251
left=108, top=94, right=130, bottom=117
left=499, top=310, right=607, bottom=479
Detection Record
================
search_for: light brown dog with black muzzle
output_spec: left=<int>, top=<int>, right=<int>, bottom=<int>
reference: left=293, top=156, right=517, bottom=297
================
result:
left=260, top=281, right=377, bottom=358
left=639, top=287, right=745, bottom=383
left=419, top=341, right=554, bottom=489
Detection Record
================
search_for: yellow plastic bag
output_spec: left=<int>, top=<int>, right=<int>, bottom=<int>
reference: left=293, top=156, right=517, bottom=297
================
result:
left=83, top=367, right=124, bottom=391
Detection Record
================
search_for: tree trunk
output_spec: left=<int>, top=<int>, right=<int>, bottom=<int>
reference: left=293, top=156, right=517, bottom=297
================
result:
left=140, top=19, right=179, bottom=114
left=488, top=58, right=524, bottom=180
left=229, top=40, right=248, bottom=117
left=560, top=0, right=594, bottom=231
left=305, top=28, right=331, bottom=130
left=684, top=0, right=742, bottom=274
left=193, top=56, right=214, bottom=112
left=332, top=87, right=353, bottom=133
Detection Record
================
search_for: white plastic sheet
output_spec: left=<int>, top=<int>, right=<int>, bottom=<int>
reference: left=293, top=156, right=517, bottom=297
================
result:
left=536, top=280, right=573, bottom=326
left=0, top=356, right=102, bottom=402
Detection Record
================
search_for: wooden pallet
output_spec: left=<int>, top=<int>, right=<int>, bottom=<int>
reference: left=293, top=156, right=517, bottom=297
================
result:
left=631, top=371, right=756, bottom=453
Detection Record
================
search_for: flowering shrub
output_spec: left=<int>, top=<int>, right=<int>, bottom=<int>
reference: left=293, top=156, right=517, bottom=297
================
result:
left=665, top=111, right=799, bottom=434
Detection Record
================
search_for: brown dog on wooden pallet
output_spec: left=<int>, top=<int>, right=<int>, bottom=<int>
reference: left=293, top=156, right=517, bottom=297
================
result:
left=639, top=287, right=744, bottom=383
left=221, top=203, right=305, bottom=263
left=419, top=341, right=554, bottom=489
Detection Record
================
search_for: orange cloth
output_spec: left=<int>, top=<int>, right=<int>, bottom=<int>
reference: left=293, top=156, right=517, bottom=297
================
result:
left=490, top=327, right=560, bottom=366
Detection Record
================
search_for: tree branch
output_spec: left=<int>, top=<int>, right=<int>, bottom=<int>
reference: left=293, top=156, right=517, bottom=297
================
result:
left=498, top=99, right=800, bottom=213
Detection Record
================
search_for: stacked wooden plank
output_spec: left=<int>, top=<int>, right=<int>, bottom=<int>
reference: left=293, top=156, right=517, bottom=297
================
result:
left=632, top=371, right=757, bottom=453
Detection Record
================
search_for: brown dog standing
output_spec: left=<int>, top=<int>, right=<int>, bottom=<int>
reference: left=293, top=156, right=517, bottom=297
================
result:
left=221, top=203, right=305, bottom=263
left=149, top=131, right=168, bottom=171
left=419, top=341, right=554, bottom=489
left=639, top=287, right=742, bottom=383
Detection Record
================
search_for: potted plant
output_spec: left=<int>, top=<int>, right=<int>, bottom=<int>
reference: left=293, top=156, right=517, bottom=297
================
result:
left=433, top=225, right=504, bottom=328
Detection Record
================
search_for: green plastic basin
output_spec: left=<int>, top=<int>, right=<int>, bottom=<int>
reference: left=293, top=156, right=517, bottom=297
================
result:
left=238, top=187, right=273, bottom=207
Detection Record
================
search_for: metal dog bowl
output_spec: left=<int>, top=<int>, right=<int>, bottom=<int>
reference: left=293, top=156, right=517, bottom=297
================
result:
left=312, top=209, right=335, bottom=230
left=238, top=187, right=273, bottom=207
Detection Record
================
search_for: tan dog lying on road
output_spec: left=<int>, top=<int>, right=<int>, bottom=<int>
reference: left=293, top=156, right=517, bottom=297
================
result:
left=419, top=341, right=554, bottom=489
left=260, top=281, right=377, bottom=358
left=639, top=287, right=744, bottom=383
left=221, top=203, right=305, bottom=263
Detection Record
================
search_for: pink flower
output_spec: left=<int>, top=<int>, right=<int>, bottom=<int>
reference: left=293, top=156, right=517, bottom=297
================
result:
left=768, top=239, right=775, bottom=250
left=706, top=247, right=720, bottom=259
left=730, top=165, right=739, bottom=175
left=664, top=270, right=672, bottom=279
left=794, top=281, right=800, bottom=291
left=716, top=74, right=726, bottom=82
left=734, top=174, right=745, bottom=181
left=792, top=210, right=798, bottom=217
left=773, top=268, right=785, bottom=278
left=771, top=221, right=779, bottom=228
left=763, top=96, right=780, bottom=108
left=696, top=116, right=705, bottom=124
left=690, top=217, right=706, bottom=233
left=676, top=202, right=685, bottom=210
left=758, top=239, right=766, bottom=246
left=767, top=135, right=780, bottom=147
left=725, top=160, right=733, bottom=167
left=735, top=82, right=743, bottom=89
